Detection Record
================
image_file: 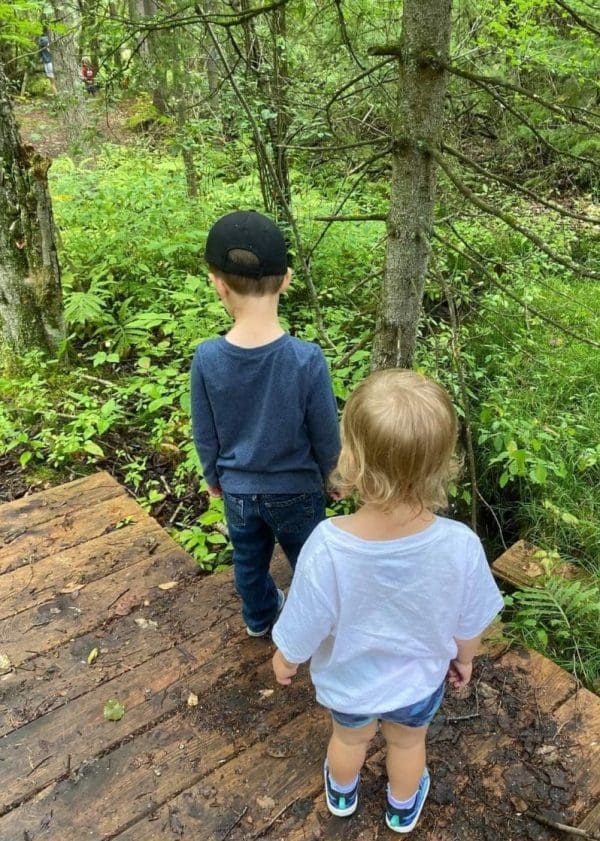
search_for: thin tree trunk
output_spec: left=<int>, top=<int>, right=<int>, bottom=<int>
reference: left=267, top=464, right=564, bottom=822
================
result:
left=0, top=62, right=65, bottom=355
left=371, top=0, right=452, bottom=370
left=50, top=0, right=88, bottom=148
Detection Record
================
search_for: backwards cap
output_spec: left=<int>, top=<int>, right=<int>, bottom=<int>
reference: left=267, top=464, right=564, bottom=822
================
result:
left=204, top=210, right=288, bottom=278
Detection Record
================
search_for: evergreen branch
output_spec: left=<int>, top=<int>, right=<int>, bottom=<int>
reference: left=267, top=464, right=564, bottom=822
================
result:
left=429, top=147, right=600, bottom=280
left=442, top=143, right=600, bottom=226
left=553, top=0, right=600, bottom=38
left=467, top=75, right=597, bottom=167
left=432, top=231, right=600, bottom=349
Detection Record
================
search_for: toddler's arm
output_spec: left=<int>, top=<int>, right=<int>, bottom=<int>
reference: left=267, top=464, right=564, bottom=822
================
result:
left=272, top=650, right=298, bottom=685
left=448, top=635, right=481, bottom=689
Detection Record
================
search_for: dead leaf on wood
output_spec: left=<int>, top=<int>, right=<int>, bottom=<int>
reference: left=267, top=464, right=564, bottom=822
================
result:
left=265, top=739, right=290, bottom=758
left=510, top=795, right=529, bottom=813
left=256, top=795, right=275, bottom=811
left=134, top=617, right=158, bottom=630
left=60, top=582, right=85, bottom=594
left=187, top=692, right=199, bottom=707
left=258, top=689, right=274, bottom=699
left=525, top=562, right=543, bottom=578
left=87, top=647, right=99, bottom=665
left=0, top=653, right=12, bottom=675
left=168, top=809, right=184, bottom=837
left=158, top=581, right=178, bottom=591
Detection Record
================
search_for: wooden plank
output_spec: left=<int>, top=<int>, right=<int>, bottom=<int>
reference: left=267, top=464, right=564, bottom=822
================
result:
left=495, top=647, right=577, bottom=712
left=0, top=492, right=145, bottom=576
left=578, top=800, right=600, bottom=833
left=115, top=704, right=329, bottom=841
left=0, top=658, right=315, bottom=839
left=0, top=618, right=271, bottom=812
left=0, top=533, right=193, bottom=668
left=492, top=540, right=590, bottom=590
left=0, top=516, right=162, bottom=620
left=0, top=471, right=124, bottom=533
left=551, top=686, right=600, bottom=823
left=0, top=571, right=239, bottom=737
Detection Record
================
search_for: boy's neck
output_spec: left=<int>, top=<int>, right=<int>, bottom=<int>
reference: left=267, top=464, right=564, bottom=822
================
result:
left=336, top=502, right=435, bottom=541
left=225, top=295, right=285, bottom=348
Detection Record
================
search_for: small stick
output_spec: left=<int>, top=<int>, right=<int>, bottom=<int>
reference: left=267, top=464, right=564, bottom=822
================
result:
left=252, top=797, right=300, bottom=838
left=106, top=588, right=130, bottom=609
left=445, top=712, right=480, bottom=722
left=168, top=501, right=184, bottom=525
left=528, top=812, right=600, bottom=840
left=26, top=754, right=53, bottom=776
left=219, top=806, right=248, bottom=840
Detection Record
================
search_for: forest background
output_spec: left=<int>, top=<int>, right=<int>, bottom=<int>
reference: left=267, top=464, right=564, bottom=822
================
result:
left=0, top=0, right=599, bottom=689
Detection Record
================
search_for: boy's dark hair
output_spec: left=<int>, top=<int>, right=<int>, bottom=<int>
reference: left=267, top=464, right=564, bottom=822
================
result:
left=209, top=249, right=286, bottom=296
left=205, top=210, right=288, bottom=297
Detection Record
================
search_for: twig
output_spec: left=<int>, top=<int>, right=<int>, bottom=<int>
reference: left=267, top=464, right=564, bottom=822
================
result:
left=252, top=797, right=300, bottom=838
left=314, top=214, right=387, bottom=222
left=333, top=333, right=373, bottom=370
left=26, top=754, right=53, bottom=776
left=106, top=588, right=130, bottom=609
left=528, top=812, right=600, bottom=840
left=219, top=806, right=248, bottom=840
left=168, top=501, right=184, bottom=525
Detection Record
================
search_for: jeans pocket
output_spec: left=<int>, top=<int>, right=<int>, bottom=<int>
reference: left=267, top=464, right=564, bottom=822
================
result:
left=223, top=493, right=245, bottom=529
left=263, top=493, right=315, bottom=534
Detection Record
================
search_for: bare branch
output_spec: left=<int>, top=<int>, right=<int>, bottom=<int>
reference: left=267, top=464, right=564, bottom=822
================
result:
left=432, top=231, right=600, bottom=349
left=313, top=214, right=387, bottom=222
left=429, top=147, right=600, bottom=280
left=442, top=143, right=600, bottom=226
left=324, top=58, right=396, bottom=118
left=553, top=0, right=600, bottom=38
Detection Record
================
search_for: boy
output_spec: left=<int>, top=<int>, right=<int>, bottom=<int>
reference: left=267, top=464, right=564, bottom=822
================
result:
left=272, top=369, right=504, bottom=833
left=191, top=210, right=340, bottom=637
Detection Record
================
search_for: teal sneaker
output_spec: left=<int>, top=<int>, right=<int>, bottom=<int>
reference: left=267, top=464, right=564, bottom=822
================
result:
left=324, top=762, right=360, bottom=817
left=385, top=769, right=430, bottom=833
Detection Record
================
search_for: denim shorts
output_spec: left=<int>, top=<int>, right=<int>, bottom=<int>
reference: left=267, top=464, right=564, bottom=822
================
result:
left=330, top=682, right=445, bottom=729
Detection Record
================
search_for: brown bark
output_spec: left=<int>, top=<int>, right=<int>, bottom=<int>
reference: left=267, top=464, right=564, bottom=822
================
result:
left=0, top=61, right=65, bottom=355
left=371, top=0, right=452, bottom=370
left=50, top=0, right=88, bottom=147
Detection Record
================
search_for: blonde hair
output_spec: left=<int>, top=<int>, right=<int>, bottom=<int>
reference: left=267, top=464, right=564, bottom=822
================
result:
left=333, top=369, right=459, bottom=511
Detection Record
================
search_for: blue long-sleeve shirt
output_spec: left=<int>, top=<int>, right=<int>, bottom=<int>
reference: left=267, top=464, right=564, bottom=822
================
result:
left=190, top=334, right=340, bottom=494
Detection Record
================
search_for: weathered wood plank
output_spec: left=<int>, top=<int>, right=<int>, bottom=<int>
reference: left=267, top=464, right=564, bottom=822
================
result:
left=0, top=516, right=162, bottom=620
left=496, top=647, right=577, bottom=712
left=0, top=536, right=193, bottom=667
left=0, top=571, right=238, bottom=737
left=0, top=492, right=144, bottom=576
left=492, top=540, right=590, bottom=590
left=0, top=621, right=271, bottom=812
left=578, top=800, right=600, bottom=833
left=551, top=687, right=600, bottom=823
left=0, top=471, right=124, bottom=534
left=0, top=659, right=315, bottom=840
left=115, top=704, right=329, bottom=841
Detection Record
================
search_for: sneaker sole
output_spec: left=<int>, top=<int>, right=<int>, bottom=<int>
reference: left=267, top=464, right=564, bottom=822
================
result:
left=245, top=589, right=285, bottom=637
left=325, top=795, right=358, bottom=818
left=385, top=774, right=430, bottom=834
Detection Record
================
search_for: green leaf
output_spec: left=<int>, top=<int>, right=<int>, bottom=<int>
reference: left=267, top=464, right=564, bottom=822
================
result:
left=83, top=440, right=105, bottom=458
left=103, top=699, right=125, bottom=721
left=20, top=450, right=32, bottom=468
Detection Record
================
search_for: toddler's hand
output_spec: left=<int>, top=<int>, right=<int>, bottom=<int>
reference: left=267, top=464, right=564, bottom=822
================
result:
left=448, top=659, right=473, bottom=689
left=328, top=487, right=347, bottom=501
left=207, top=485, right=222, bottom=497
left=272, top=650, right=298, bottom=686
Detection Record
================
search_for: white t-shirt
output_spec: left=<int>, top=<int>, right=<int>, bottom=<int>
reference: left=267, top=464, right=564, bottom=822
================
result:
left=272, top=516, right=504, bottom=714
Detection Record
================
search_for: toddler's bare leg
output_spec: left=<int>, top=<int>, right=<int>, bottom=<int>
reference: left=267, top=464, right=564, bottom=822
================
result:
left=381, top=722, right=428, bottom=800
left=327, top=720, right=378, bottom=786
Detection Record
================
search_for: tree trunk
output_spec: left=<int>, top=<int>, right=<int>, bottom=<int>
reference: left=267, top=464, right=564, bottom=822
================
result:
left=50, top=0, right=88, bottom=148
left=371, top=0, right=452, bottom=370
left=0, top=62, right=65, bottom=355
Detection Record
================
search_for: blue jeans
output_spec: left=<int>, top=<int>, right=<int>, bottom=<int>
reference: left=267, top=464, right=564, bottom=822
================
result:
left=330, top=682, right=445, bottom=729
left=222, top=491, right=326, bottom=633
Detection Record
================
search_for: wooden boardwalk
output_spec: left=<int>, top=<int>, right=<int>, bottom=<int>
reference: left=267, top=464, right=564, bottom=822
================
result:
left=0, top=473, right=599, bottom=841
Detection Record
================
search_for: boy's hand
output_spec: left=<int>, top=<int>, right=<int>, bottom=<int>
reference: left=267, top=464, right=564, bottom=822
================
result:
left=448, top=659, right=473, bottom=689
left=207, top=485, right=222, bottom=497
left=328, top=487, right=347, bottom=501
left=272, top=650, right=298, bottom=686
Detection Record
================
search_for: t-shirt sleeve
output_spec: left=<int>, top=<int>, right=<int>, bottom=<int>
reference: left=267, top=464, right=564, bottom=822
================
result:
left=305, top=348, right=341, bottom=484
left=190, top=348, right=220, bottom=487
left=455, top=539, right=505, bottom=640
left=272, top=533, right=336, bottom=663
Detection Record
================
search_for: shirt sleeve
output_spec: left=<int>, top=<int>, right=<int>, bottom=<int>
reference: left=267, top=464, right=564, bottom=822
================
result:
left=455, top=539, right=505, bottom=640
left=272, top=535, right=336, bottom=663
left=190, top=348, right=220, bottom=487
left=305, top=348, right=341, bottom=484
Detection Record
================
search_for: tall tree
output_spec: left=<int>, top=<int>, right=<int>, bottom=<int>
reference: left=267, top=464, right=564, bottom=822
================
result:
left=0, top=61, right=65, bottom=355
left=50, top=0, right=88, bottom=147
left=371, top=0, right=452, bottom=369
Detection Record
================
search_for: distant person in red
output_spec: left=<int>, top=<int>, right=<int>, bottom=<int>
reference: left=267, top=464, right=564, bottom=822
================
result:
left=80, top=60, right=97, bottom=95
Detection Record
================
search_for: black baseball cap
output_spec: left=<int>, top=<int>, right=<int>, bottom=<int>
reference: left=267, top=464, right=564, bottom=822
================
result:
left=204, top=210, right=288, bottom=278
